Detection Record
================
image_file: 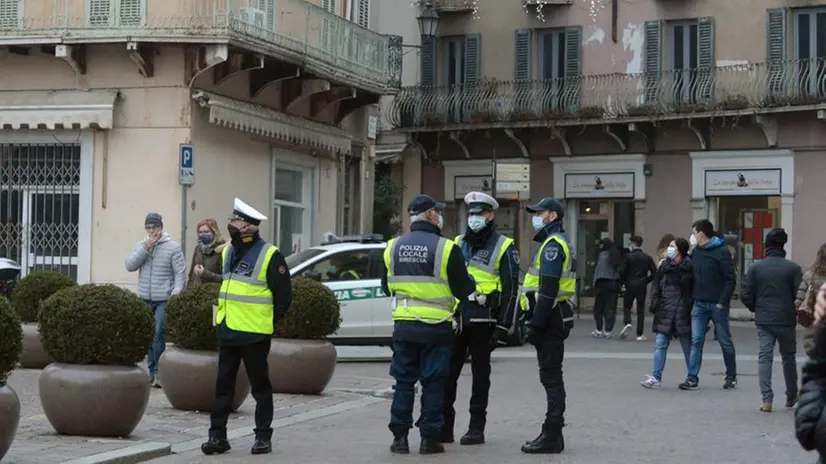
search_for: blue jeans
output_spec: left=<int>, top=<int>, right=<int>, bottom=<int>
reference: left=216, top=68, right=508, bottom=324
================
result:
left=651, top=332, right=691, bottom=382
left=145, top=300, right=166, bottom=377
left=687, top=301, right=737, bottom=382
left=388, top=340, right=451, bottom=439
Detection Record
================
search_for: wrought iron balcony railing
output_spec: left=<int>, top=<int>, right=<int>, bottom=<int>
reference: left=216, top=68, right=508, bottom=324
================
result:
left=0, top=0, right=402, bottom=91
left=431, top=0, right=476, bottom=12
left=385, top=58, right=826, bottom=129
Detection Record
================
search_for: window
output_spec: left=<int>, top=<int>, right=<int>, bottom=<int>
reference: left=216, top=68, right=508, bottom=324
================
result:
left=339, top=151, right=361, bottom=235
left=530, top=28, right=582, bottom=111
left=539, top=29, right=567, bottom=80
left=441, top=36, right=465, bottom=86
left=321, top=0, right=336, bottom=53
left=273, top=164, right=314, bottom=257
left=645, top=18, right=714, bottom=104
left=298, top=250, right=371, bottom=282
left=792, top=8, right=826, bottom=96
left=0, top=0, right=20, bottom=29
left=87, top=0, right=145, bottom=27
left=353, top=0, right=369, bottom=28
left=368, top=248, right=386, bottom=279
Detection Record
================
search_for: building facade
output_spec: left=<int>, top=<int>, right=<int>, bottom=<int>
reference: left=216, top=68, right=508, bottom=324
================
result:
left=0, top=0, right=401, bottom=290
left=381, top=0, right=826, bottom=299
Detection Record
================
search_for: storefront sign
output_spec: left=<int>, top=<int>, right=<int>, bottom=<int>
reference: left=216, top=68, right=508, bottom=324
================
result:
left=454, top=175, right=492, bottom=199
left=494, top=160, right=530, bottom=200
left=564, top=173, right=635, bottom=198
left=704, top=169, right=781, bottom=196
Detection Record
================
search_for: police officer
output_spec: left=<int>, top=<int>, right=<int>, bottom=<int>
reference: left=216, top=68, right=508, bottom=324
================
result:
left=520, top=198, right=576, bottom=454
left=441, top=191, right=520, bottom=446
left=201, top=198, right=292, bottom=456
left=381, top=194, right=477, bottom=455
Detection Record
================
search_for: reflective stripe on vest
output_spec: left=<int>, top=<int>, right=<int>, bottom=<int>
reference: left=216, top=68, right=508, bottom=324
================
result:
left=520, top=234, right=576, bottom=311
left=215, top=241, right=277, bottom=335
left=455, top=234, right=512, bottom=296
left=384, top=233, right=455, bottom=325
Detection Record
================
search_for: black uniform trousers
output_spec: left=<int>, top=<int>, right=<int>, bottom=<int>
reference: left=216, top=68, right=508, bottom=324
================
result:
left=622, top=284, right=647, bottom=337
left=443, top=323, right=494, bottom=433
left=535, top=302, right=570, bottom=428
left=210, top=339, right=274, bottom=439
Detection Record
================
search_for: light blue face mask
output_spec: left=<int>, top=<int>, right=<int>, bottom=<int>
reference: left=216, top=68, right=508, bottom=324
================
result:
left=467, top=215, right=486, bottom=232
left=436, top=214, right=444, bottom=230
left=532, top=215, right=546, bottom=231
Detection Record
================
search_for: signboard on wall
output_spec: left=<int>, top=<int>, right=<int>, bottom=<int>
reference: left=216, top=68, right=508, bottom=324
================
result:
left=564, top=172, right=634, bottom=198
left=454, top=175, right=492, bottom=199
left=704, top=169, right=781, bottom=196
left=493, top=160, right=531, bottom=200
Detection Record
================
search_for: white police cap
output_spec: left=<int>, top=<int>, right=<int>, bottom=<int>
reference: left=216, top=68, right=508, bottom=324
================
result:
left=464, top=191, right=498, bottom=213
left=231, top=197, right=267, bottom=226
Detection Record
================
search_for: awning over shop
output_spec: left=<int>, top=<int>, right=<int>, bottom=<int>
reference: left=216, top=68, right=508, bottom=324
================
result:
left=0, top=90, right=118, bottom=130
left=375, top=143, right=408, bottom=163
left=192, top=90, right=352, bottom=155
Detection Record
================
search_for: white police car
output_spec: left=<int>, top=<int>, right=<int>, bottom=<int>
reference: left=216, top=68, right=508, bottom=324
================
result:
left=285, top=233, right=526, bottom=346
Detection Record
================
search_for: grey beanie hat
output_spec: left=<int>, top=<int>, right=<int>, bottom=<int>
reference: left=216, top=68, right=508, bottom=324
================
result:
left=144, top=213, right=163, bottom=228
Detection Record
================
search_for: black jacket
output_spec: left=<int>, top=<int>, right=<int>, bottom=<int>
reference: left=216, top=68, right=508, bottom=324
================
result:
left=650, top=258, right=693, bottom=336
left=796, top=325, right=826, bottom=459
left=380, top=221, right=476, bottom=345
left=620, top=248, right=656, bottom=288
left=690, top=236, right=736, bottom=306
left=741, top=248, right=803, bottom=327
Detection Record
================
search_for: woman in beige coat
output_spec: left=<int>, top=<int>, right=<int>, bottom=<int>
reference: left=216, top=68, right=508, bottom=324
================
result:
left=795, top=243, right=826, bottom=355
left=187, top=218, right=227, bottom=286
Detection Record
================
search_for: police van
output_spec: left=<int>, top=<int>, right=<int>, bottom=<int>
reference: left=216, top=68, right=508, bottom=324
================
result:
left=285, top=233, right=526, bottom=347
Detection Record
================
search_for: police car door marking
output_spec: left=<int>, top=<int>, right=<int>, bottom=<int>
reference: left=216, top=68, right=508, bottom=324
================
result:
left=330, top=286, right=389, bottom=303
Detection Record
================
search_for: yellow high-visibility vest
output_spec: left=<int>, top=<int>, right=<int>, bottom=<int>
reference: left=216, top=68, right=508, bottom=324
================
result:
left=520, top=234, right=576, bottom=311
left=455, top=234, right=512, bottom=295
left=215, top=241, right=277, bottom=334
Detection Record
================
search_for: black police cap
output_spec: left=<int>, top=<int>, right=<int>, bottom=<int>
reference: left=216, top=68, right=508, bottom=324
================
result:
left=408, top=194, right=446, bottom=215
left=526, top=197, right=565, bottom=217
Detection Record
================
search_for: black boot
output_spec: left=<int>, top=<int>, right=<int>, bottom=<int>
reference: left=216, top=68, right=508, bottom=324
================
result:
left=524, top=425, right=544, bottom=446
left=419, top=437, right=445, bottom=454
left=439, top=428, right=454, bottom=443
left=521, top=423, right=564, bottom=454
left=250, top=437, right=272, bottom=455
left=201, top=432, right=231, bottom=455
left=390, top=435, right=409, bottom=454
left=459, top=429, right=485, bottom=445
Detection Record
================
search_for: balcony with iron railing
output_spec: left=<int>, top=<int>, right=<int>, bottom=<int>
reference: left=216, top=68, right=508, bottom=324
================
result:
left=385, top=58, right=826, bottom=130
left=0, top=0, right=402, bottom=93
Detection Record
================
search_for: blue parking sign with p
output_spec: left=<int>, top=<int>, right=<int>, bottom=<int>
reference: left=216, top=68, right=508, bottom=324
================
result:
left=179, top=144, right=194, bottom=185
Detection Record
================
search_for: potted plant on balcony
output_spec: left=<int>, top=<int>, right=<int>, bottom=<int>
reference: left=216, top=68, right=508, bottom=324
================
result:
left=269, top=278, right=341, bottom=395
left=158, top=283, right=250, bottom=412
left=0, top=297, right=22, bottom=461
left=421, top=113, right=447, bottom=127
left=577, top=105, right=604, bottom=119
left=38, top=284, right=154, bottom=437
left=626, top=103, right=660, bottom=117
left=719, top=95, right=750, bottom=110
left=11, top=270, right=76, bottom=369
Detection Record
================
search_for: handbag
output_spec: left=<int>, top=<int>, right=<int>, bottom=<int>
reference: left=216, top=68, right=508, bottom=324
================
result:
left=797, top=284, right=815, bottom=327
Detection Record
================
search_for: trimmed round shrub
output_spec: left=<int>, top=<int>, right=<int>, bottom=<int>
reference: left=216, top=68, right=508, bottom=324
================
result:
left=0, top=298, right=22, bottom=385
left=12, top=270, right=76, bottom=323
left=165, top=283, right=220, bottom=351
left=38, top=284, right=154, bottom=365
left=274, top=278, right=341, bottom=339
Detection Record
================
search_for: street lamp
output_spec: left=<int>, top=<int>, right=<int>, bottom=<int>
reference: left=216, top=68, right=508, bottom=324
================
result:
left=416, top=2, right=440, bottom=38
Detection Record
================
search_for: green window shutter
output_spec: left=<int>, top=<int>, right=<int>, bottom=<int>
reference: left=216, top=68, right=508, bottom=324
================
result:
left=515, top=29, right=532, bottom=80
left=564, top=27, right=582, bottom=110
left=697, top=17, right=715, bottom=101
left=0, top=0, right=20, bottom=28
left=766, top=8, right=787, bottom=96
left=420, top=36, right=437, bottom=86
left=463, top=33, right=481, bottom=85
left=643, top=20, right=662, bottom=103
left=88, top=0, right=113, bottom=27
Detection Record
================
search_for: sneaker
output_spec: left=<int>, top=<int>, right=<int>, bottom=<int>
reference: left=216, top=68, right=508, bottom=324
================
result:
left=591, top=330, right=604, bottom=338
left=760, top=403, right=772, bottom=412
left=786, top=393, right=799, bottom=408
left=723, top=377, right=737, bottom=390
left=636, top=335, right=647, bottom=341
left=678, top=379, right=699, bottom=390
left=619, top=324, right=633, bottom=339
left=641, top=376, right=661, bottom=389
left=603, top=332, right=613, bottom=339
left=152, top=378, right=162, bottom=389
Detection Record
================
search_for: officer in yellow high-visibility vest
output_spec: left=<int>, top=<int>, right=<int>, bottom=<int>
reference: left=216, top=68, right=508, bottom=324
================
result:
left=520, top=198, right=576, bottom=455
left=380, top=194, right=477, bottom=455
left=202, top=198, right=292, bottom=457
left=441, top=191, right=520, bottom=446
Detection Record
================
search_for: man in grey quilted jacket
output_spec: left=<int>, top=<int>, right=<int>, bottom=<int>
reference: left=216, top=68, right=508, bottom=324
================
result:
left=125, top=213, right=186, bottom=388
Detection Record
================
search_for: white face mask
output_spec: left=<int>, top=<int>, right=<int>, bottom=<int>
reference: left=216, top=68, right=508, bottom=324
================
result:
left=689, top=234, right=698, bottom=247
left=666, top=246, right=676, bottom=258
left=531, top=215, right=545, bottom=231
left=436, top=214, right=444, bottom=230
left=467, top=215, right=486, bottom=232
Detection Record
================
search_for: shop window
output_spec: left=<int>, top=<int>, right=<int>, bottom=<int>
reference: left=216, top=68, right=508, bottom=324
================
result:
left=273, top=165, right=313, bottom=256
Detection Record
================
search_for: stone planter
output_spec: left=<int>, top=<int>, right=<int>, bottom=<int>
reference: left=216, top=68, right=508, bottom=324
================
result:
left=0, top=384, right=20, bottom=461
left=39, top=363, right=150, bottom=437
left=268, top=339, right=336, bottom=395
left=19, top=323, right=53, bottom=369
left=158, top=346, right=250, bottom=412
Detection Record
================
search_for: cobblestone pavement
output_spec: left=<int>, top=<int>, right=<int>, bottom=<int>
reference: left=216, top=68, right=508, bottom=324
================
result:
left=4, top=323, right=816, bottom=463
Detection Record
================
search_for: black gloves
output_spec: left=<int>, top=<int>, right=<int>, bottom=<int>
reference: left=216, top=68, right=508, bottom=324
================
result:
left=526, top=325, right=544, bottom=345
